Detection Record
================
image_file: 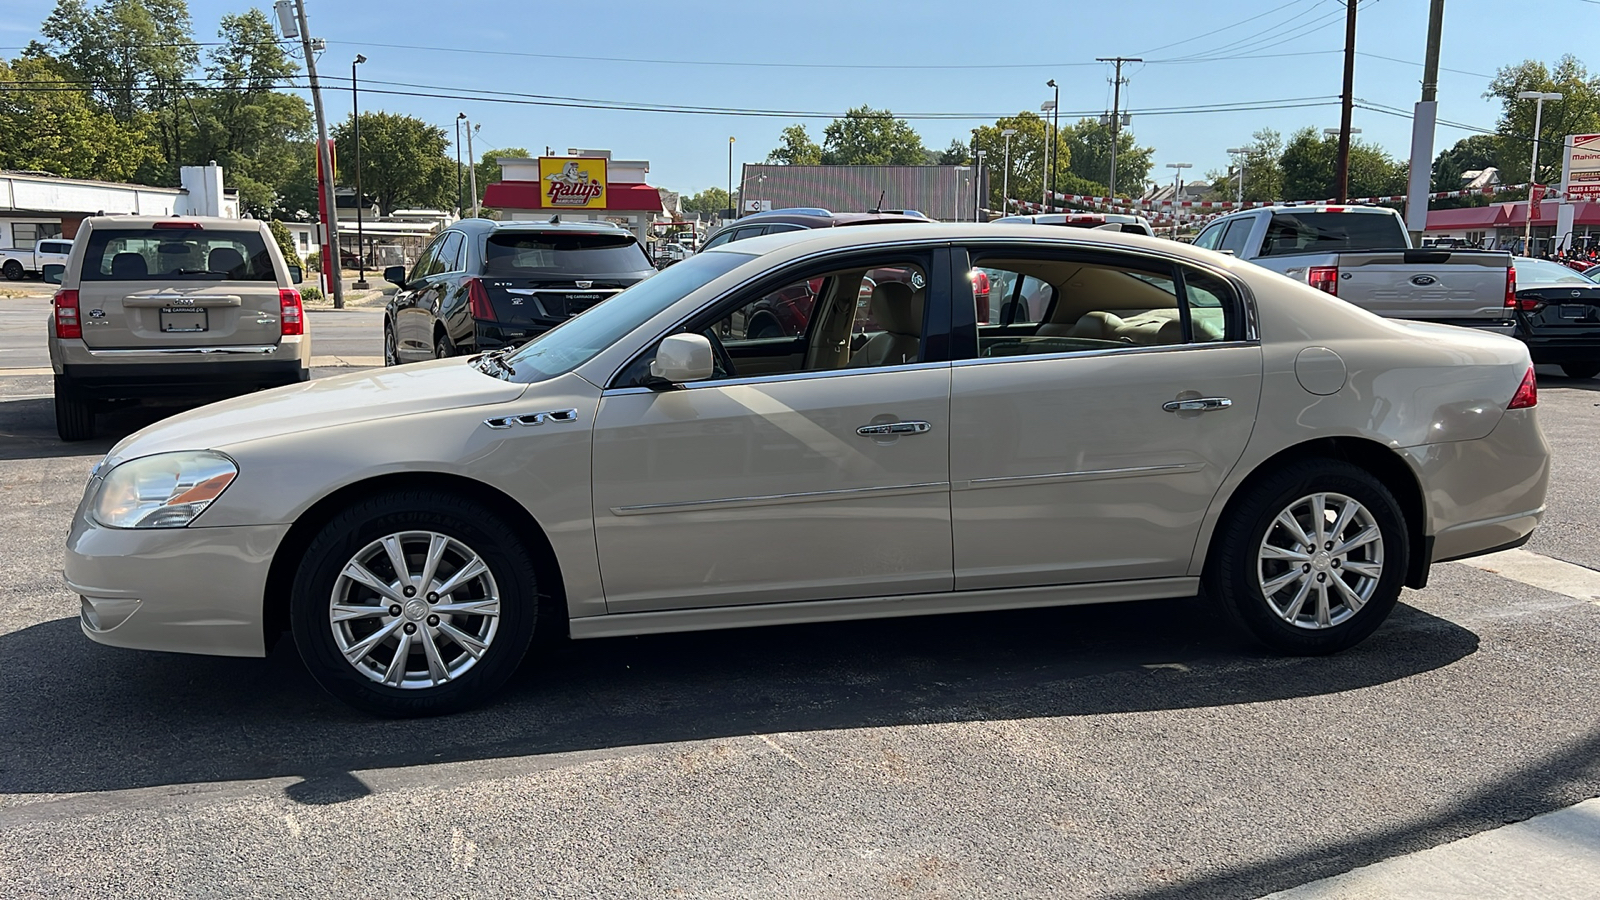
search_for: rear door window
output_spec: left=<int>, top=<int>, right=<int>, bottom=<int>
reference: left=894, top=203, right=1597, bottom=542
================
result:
left=1217, top=218, right=1255, bottom=256
left=484, top=231, right=650, bottom=276
left=80, top=227, right=275, bottom=281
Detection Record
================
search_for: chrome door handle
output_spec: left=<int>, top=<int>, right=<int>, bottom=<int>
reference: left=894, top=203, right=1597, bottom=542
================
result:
left=857, top=421, right=932, bottom=436
left=1162, top=397, right=1233, bottom=412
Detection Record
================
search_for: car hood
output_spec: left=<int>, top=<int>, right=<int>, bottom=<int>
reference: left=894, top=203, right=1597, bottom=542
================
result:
left=106, top=358, right=527, bottom=461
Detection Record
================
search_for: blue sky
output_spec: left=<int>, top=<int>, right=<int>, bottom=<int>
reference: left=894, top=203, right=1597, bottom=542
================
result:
left=4, top=0, right=1596, bottom=197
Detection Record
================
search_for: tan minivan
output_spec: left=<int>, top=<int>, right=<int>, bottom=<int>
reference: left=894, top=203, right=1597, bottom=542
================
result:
left=46, top=216, right=310, bottom=441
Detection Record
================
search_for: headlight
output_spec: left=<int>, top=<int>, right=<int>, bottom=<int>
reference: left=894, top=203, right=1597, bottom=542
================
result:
left=91, top=451, right=238, bottom=529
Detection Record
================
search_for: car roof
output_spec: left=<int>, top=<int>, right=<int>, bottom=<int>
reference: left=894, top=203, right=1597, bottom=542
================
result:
left=81, top=215, right=265, bottom=228
left=466, top=218, right=631, bottom=236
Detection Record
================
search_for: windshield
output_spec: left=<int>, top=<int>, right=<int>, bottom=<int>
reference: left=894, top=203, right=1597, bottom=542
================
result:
left=493, top=250, right=754, bottom=382
left=483, top=231, right=651, bottom=276
left=1517, top=258, right=1596, bottom=285
left=81, top=227, right=275, bottom=281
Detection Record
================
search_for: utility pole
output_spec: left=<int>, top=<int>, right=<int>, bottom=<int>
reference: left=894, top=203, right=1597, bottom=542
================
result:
left=455, top=114, right=465, bottom=216
left=351, top=54, right=367, bottom=290
left=294, top=0, right=342, bottom=308
left=1097, top=56, right=1141, bottom=197
left=1001, top=128, right=1017, bottom=213
left=727, top=136, right=735, bottom=220
left=464, top=117, right=479, bottom=218
left=1335, top=0, right=1358, bottom=203
left=1404, top=0, right=1445, bottom=245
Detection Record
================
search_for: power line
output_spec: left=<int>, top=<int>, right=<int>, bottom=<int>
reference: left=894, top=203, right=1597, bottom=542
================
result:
left=1160, top=0, right=1340, bottom=61
left=1135, top=0, right=1321, bottom=56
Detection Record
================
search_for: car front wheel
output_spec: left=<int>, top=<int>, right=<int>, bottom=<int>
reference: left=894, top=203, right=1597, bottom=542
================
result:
left=290, top=490, right=539, bottom=716
left=1206, top=459, right=1407, bottom=655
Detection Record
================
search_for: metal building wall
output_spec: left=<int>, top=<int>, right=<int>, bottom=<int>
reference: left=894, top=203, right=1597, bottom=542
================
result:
left=739, top=165, right=989, bottom=222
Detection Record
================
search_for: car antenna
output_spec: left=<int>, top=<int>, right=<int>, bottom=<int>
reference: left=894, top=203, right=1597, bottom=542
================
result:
left=548, top=214, right=561, bottom=224
left=870, top=190, right=886, bottom=214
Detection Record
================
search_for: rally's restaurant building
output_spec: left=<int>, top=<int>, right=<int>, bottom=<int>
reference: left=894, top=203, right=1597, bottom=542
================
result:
left=481, top=152, right=668, bottom=243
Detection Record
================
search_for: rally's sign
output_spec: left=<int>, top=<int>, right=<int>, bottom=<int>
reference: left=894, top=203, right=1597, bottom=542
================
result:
left=1564, top=134, right=1600, bottom=200
left=539, top=157, right=607, bottom=208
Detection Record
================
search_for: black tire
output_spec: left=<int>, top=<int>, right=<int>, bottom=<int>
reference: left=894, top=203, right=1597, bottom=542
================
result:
left=434, top=331, right=456, bottom=359
left=1560, top=362, right=1600, bottom=380
left=53, top=376, right=97, bottom=441
left=383, top=320, right=399, bottom=367
left=1205, top=458, right=1408, bottom=655
left=747, top=315, right=782, bottom=340
left=290, top=490, right=540, bottom=716
left=2, top=260, right=23, bottom=281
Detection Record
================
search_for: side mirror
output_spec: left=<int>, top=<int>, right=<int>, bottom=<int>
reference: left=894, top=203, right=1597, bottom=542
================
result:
left=41, top=264, right=65, bottom=285
left=649, top=333, right=714, bottom=385
left=286, top=265, right=303, bottom=285
left=383, top=265, right=407, bottom=288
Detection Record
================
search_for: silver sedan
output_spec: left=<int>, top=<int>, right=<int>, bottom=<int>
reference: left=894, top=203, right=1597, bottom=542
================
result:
left=66, top=224, right=1551, bottom=715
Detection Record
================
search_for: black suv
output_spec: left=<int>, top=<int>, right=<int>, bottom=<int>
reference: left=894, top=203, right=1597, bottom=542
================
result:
left=383, top=218, right=655, bottom=364
left=700, top=207, right=932, bottom=250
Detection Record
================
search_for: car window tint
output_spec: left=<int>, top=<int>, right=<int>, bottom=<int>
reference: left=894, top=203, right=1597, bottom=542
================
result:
left=435, top=232, right=465, bottom=274
left=1180, top=268, right=1236, bottom=343
left=484, top=232, right=649, bottom=275
left=711, top=278, right=821, bottom=342
left=702, top=231, right=733, bottom=249
left=966, top=253, right=1197, bottom=358
left=973, top=266, right=1048, bottom=326
left=409, top=236, right=444, bottom=284
left=79, top=228, right=275, bottom=282
left=1217, top=219, right=1254, bottom=256
left=1193, top=222, right=1226, bottom=250
left=1260, top=212, right=1407, bottom=256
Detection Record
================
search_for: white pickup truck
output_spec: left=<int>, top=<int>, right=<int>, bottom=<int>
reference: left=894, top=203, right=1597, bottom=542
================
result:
left=1, top=238, right=74, bottom=280
left=1193, top=205, right=1516, bottom=331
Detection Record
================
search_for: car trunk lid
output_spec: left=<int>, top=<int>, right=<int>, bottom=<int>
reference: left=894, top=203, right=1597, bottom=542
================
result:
left=478, top=276, right=633, bottom=326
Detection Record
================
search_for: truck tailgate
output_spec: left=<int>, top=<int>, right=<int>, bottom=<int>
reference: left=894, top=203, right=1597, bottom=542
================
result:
left=1335, top=249, right=1512, bottom=321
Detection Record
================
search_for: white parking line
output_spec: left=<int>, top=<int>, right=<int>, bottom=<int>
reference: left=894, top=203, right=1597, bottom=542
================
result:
left=1456, top=549, right=1600, bottom=603
left=1258, top=798, right=1600, bottom=899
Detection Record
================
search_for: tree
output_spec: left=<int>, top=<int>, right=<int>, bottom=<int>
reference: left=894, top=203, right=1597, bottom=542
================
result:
left=332, top=112, right=452, bottom=215
left=1059, top=118, right=1154, bottom=198
left=967, top=112, right=1073, bottom=211
left=1429, top=135, right=1502, bottom=209
left=1279, top=127, right=1406, bottom=201
left=186, top=9, right=311, bottom=218
left=682, top=187, right=736, bottom=218
left=0, top=55, right=152, bottom=180
left=268, top=219, right=300, bottom=267
left=932, top=138, right=969, bottom=165
left=1487, top=55, right=1600, bottom=187
left=473, top=147, right=528, bottom=204
left=765, top=125, right=822, bottom=165
left=820, top=106, right=926, bottom=165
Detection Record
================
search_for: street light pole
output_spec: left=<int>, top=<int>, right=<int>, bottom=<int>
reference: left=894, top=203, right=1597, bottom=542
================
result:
left=1039, top=99, right=1056, bottom=212
left=975, top=149, right=987, bottom=220
left=727, top=136, right=735, bottom=220
left=351, top=54, right=367, bottom=289
left=1001, top=128, right=1017, bottom=213
left=464, top=116, right=478, bottom=218
left=1166, top=162, right=1192, bottom=240
left=1047, top=79, right=1059, bottom=211
left=1519, top=90, right=1563, bottom=257
left=1226, top=147, right=1248, bottom=203
left=455, top=114, right=465, bottom=217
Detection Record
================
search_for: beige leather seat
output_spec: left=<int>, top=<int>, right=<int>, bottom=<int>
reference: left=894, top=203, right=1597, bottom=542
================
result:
left=848, top=281, right=923, bottom=367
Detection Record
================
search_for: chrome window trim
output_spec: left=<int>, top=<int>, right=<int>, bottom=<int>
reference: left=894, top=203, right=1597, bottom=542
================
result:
left=611, top=480, right=950, bottom=516
left=84, top=345, right=278, bottom=357
left=952, top=339, right=1257, bottom=369
left=602, top=359, right=953, bottom=396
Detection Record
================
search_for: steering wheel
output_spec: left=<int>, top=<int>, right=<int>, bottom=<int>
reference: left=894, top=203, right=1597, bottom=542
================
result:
left=703, top=328, right=738, bottom=379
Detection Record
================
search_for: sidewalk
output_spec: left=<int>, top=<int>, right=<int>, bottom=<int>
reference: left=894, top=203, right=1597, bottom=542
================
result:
left=298, top=276, right=393, bottom=310
left=1260, top=797, right=1600, bottom=899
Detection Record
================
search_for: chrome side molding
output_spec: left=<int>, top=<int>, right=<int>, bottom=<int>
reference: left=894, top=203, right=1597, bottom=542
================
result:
left=484, top=408, right=579, bottom=430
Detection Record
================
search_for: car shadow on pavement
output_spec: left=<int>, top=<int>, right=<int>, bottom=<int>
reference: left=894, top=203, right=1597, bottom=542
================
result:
left=1, top=596, right=1478, bottom=805
left=0, top=397, right=193, bottom=461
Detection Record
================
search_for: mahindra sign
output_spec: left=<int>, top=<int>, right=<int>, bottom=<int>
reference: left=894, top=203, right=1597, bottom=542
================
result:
left=539, top=157, right=608, bottom=209
left=1564, top=134, right=1600, bottom=200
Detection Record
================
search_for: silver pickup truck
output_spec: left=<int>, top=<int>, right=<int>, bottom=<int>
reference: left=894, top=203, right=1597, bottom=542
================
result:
left=1193, top=205, right=1516, bottom=331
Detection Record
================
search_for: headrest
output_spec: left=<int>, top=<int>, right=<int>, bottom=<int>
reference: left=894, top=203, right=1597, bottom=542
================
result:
left=868, top=280, right=923, bottom=335
left=207, top=247, right=245, bottom=275
left=110, top=252, right=147, bottom=279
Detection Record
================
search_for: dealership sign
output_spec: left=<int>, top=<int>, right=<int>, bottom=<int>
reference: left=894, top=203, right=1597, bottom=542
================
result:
left=1564, top=134, right=1600, bottom=200
left=539, top=156, right=607, bottom=208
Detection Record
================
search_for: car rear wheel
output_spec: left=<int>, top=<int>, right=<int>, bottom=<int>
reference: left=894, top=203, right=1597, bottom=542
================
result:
left=1, top=260, right=22, bottom=281
left=290, top=490, right=540, bottom=716
left=383, top=320, right=399, bottom=367
left=1206, top=459, right=1407, bottom=655
left=1560, top=362, right=1600, bottom=380
left=434, top=332, right=456, bottom=359
left=54, top=376, right=97, bottom=442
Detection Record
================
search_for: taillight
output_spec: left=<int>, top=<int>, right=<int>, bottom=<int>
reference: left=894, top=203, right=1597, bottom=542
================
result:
left=278, top=288, right=304, bottom=336
left=53, top=289, right=81, bottom=339
left=1508, top=365, right=1537, bottom=409
left=466, top=277, right=496, bottom=321
left=1504, top=266, right=1518, bottom=309
left=1308, top=266, right=1339, bottom=295
left=970, top=269, right=991, bottom=298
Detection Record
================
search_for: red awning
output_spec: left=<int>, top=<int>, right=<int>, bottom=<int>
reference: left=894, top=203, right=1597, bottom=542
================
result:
left=482, top=180, right=662, bottom=212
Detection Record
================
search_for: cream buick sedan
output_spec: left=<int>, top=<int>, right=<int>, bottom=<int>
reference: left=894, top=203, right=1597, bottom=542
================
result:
left=66, top=224, right=1550, bottom=716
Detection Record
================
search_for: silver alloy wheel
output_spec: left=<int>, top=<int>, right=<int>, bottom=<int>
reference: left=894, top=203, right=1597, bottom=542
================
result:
left=329, top=530, right=501, bottom=689
left=384, top=324, right=399, bottom=366
left=1257, top=492, right=1384, bottom=630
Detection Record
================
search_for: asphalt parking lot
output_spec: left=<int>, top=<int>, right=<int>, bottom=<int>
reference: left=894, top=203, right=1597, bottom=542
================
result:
left=0, top=346, right=1596, bottom=897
